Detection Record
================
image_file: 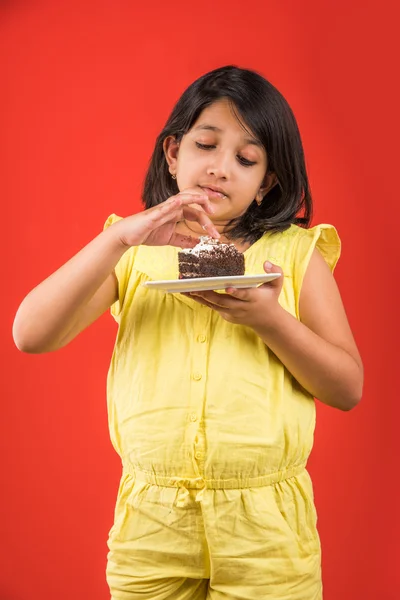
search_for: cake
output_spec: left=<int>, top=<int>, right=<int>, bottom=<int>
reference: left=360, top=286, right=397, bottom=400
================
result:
left=178, top=236, right=245, bottom=279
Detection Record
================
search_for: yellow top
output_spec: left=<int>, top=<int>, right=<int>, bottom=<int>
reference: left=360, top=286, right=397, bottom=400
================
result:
left=103, top=214, right=340, bottom=486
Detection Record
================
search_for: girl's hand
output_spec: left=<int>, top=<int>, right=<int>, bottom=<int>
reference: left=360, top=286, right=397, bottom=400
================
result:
left=113, top=188, right=220, bottom=248
left=185, top=261, right=284, bottom=329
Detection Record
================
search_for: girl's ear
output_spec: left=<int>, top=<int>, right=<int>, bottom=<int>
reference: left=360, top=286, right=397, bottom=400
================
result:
left=163, top=136, right=180, bottom=176
left=256, top=172, right=279, bottom=203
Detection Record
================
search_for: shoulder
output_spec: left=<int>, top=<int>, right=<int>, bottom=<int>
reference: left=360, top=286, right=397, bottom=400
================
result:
left=287, top=223, right=341, bottom=258
left=259, top=222, right=340, bottom=247
left=288, top=222, right=341, bottom=278
left=104, top=213, right=123, bottom=229
left=298, top=227, right=344, bottom=330
left=255, top=222, right=340, bottom=274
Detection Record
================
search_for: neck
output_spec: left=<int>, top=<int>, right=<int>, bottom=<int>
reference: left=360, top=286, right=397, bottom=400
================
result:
left=180, top=220, right=230, bottom=241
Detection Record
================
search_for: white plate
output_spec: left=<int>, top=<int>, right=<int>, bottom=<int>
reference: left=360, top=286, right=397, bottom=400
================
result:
left=143, top=273, right=281, bottom=293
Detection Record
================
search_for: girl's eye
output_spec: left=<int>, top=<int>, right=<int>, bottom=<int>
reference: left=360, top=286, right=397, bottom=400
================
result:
left=195, top=142, right=257, bottom=167
left=196, top=142, right=215, bottom=150
left=237, top=156, right=257, bottom=167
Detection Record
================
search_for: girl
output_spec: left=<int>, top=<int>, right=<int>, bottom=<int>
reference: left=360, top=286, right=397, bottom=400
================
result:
left=13, top=65, right=363, bottom=600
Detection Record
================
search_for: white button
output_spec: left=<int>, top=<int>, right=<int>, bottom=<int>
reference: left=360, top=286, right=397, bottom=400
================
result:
left=190, top=413, right=198, bottom=422
left=197, top=334, right=207, bottom=343
left=195, top=451, right=204, bottom=460
left=192, top=372, right=202, bottom=381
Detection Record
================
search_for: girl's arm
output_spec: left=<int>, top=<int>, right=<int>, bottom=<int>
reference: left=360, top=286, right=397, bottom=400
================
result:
left=13, top=190, right=216, bottom=354
left=12, top=226, right=126, bottom=354
left=253, top=250, right=363, bottom=411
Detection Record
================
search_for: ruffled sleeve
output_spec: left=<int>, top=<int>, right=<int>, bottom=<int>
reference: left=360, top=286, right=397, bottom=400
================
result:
left=103, top=214, right=138, bottom=321
left=292, top=224, right=341, bottom=318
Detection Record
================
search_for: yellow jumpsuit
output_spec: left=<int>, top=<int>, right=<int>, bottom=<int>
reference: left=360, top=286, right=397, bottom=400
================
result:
left=103, top=214, right=340, bottom=600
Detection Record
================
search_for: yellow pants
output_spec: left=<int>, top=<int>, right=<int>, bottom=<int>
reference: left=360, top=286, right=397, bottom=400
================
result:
left=107, top=464, right=322, bottom=599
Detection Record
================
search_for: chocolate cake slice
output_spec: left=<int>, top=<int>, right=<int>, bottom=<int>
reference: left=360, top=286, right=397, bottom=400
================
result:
left=178, top=236, right=245, bottom=279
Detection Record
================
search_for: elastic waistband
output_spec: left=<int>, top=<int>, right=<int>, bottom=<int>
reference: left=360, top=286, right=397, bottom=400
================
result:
left=121, top=461, right=306, bottom=490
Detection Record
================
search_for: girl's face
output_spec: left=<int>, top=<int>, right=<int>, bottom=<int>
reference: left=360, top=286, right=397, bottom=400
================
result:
left=164, top=99, right=276, bottom=229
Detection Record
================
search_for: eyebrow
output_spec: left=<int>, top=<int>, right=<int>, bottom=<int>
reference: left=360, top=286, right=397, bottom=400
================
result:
left=193, top=124, right=263, bottom=148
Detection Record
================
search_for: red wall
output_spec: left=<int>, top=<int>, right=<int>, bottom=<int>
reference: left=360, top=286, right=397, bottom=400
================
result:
left=1, top=1, right=398, bottom=598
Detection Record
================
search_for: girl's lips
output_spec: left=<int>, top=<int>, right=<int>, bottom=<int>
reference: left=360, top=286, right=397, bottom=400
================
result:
left=202, top=186, right=227, bottom=199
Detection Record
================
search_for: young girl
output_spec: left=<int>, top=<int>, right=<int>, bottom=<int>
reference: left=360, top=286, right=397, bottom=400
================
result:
left=13, top=65, right=363, bottom=600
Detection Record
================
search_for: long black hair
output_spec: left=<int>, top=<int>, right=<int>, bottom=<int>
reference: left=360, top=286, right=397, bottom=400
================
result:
left=142, top=65, right=312, bottom=243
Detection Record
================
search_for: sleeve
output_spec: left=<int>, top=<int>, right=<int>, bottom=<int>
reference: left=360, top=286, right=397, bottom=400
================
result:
left=103, top=213, right=138, bottom=322
left=292, top=224, right=341, bottom=318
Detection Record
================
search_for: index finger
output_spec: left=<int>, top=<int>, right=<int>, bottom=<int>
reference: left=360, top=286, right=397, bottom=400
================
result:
left=176, top=194, right=215, bottom=215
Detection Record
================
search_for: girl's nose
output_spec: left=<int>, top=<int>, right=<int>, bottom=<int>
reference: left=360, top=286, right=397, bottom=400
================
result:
left=206, top=153, right=230, bottom=180
left=207, top=168, right=227, bottom=179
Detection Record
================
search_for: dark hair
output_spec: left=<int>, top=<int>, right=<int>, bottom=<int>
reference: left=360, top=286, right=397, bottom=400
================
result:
left=142, top=65, right=312, bottom=243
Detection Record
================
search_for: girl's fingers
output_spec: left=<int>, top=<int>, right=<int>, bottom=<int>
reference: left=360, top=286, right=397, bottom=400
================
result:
left=145, top=194, right=218, bottom=237
left=163, top=194, right=207, bottom=210
left=145, top=195, right=191, bottom=226
left=176, top=193, right=215, bottom=214
left=147, top=206, right=182, bottom=228
left=148, top=194, right=214, bottom=222
left=146, top=204, right=209, bottom=235
left=190, top=290, right=237, bottom=309
left=183, top=206, right=220, bottom=238
left=149, top=193, right=208, bottom=212
left=225, top=287, right=253, bottom=301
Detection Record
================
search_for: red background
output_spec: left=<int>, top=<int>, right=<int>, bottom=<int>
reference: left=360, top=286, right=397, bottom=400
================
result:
left=1, top=1, right=398, bottom=598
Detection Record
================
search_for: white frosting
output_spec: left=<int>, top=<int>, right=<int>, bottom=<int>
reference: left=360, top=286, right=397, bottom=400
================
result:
left=180, top=236, right=230, bottom=256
